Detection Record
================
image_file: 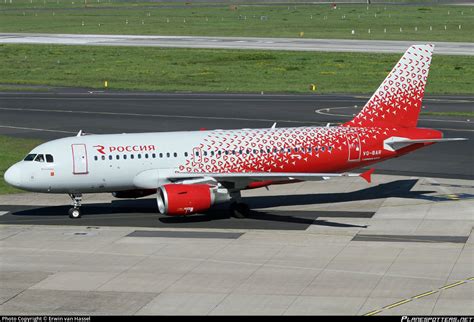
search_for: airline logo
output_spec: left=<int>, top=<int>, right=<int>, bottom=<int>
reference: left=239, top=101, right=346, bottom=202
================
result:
left=94, top=144, right=157, bottom=155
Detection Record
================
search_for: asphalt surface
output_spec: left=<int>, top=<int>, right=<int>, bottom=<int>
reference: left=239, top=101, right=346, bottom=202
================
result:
left=0, top=91, right=472, bottom=179
left=1, top=33, right=473, bottom=55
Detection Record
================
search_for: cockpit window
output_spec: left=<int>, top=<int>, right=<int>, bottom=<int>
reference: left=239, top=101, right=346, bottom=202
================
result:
left=24, top=154, right=36, bottom=161
left=34, top=154, right=45, bottom=162
left=46, top=154, right=54, bottom=163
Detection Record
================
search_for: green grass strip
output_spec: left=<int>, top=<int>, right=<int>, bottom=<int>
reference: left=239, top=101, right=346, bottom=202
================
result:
left=0, top=3, right=473, bottom=42
left=421, top=111, right=474, bottom=117
left=1, top=44, right=473, bottom=94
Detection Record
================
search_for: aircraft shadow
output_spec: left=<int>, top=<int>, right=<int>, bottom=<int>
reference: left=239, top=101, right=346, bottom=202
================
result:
left=158, top=210, right=368, bottom=228
left=7, top=179, right=432, bottom=229
left=244, top=179, right=433, bottom=208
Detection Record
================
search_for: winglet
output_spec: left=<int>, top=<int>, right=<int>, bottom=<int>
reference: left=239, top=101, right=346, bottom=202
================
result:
left=360, top=168, right=375, bottom=183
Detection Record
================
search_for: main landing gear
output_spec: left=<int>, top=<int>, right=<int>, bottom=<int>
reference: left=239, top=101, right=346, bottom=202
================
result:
left=228, top=191, right=251, bottom=218
left=68, top=193, right=82, bottom=219
left=230, top=202, right=251, bottom=218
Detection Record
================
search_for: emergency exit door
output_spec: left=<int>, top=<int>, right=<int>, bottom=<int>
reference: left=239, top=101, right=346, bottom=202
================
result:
left=72, top=144, right=89, bottom=174
left=346, top=133, right=361, bottom=162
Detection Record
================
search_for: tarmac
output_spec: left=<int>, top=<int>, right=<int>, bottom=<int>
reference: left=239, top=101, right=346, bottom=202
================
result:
left=0, top=174, right=473, bottom=315
left=0, top=33, right=473, bottom=55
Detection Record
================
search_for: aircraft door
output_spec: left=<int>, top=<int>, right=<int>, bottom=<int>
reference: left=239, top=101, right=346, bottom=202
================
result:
left=72, top=144, right=89, bottom=174
left=346, top=132, right=361, bottom=162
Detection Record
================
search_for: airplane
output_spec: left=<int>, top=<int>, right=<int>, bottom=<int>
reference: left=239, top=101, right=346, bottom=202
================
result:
left=4, top=44, right=466, bottom=219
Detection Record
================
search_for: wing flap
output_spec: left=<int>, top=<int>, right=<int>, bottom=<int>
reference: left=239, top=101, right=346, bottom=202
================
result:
left=168, top=171, right=359, bottom=182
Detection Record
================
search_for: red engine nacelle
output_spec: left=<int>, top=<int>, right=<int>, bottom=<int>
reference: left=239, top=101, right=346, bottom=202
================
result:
left=157, top=184, right=214, bottom=216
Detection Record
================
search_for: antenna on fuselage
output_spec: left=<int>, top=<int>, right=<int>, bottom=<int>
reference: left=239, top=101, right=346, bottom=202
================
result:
left=76, top=130, right=83, bottom=137
left=326, top=123, right=331, bottom=127
left=271, top=122, right=277, bottom=129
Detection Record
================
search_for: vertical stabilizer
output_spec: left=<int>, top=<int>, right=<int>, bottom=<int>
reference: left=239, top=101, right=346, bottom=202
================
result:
left=345, top=44, right=434, bottom=128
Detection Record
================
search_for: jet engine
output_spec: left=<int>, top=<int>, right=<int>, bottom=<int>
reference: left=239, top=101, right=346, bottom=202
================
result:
left=157, top=184, right=216, bottom=216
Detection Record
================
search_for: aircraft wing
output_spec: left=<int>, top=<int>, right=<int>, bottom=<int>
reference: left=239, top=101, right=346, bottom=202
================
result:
left=133, top=168, right=375, bottom=189
left=168, top=168, right=375, bottom=185
left=170, top=171, right=356, bottom=181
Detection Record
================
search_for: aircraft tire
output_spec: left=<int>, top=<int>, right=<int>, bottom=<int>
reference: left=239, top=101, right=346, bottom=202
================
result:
left=230, top=202, right=250, bottom=219
left=68, top=208, right=81, bottom=219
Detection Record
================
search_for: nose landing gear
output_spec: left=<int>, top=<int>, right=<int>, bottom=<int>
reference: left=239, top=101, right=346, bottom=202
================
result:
left=68, top=193, right=82, bottom=219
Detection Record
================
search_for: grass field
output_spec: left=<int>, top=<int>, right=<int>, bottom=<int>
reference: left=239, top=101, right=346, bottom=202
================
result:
left=0, top=2, right=472, bottom=42
left=0, top=44, right=472, bottom=94
left=0, top=135, right=43, bottom=194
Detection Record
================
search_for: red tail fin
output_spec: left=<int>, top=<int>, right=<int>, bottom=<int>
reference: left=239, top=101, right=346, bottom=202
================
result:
left=345, top=44, right=434, bottom=128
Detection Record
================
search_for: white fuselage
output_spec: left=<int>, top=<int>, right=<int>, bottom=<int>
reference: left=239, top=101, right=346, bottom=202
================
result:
left=5, top=125, right=374, bottom=194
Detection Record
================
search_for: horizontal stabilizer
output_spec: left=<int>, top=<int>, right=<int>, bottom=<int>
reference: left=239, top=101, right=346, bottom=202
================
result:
left=384, top=137, right=467, bottom=151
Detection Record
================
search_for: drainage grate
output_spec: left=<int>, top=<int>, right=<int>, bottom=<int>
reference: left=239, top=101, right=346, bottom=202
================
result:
left=352, top=234, right=468, bottom=244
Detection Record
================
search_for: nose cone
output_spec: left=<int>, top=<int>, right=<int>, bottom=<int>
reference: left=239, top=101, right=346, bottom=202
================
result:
left=4, top=164, right=22, bottom=188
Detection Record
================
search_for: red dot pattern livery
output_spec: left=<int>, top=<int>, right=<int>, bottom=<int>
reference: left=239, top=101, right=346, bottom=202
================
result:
left=178, top=126, right=394, bottom=174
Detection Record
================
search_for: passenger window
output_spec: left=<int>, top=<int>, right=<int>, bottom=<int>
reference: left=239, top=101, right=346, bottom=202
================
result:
left=34, top=154, right=45, bottom=162
left=46, top=154, right=54, bottom=163
left=131, top=154, right=134, bottom=159
left=210, top=151, right=214, bottom=156
left=138, top=154, right=141, bottom=159
left=166, top=153, right=170, bottom=158
left=101, top=155, right=105, bottom=160
left=184, top=152, right=188, bottom=157
left=24, top=154, right=36, bottom=161
left=116, top=155, right=120, bottom=160
left=203, top=151, right=207, bottom=156
left=124, top=155, right=127, bottom=160
left=145, top=154, right=149, bottom=159
left=109, top=155, right=112, bottom=160
left=321, top=147, right=325, bottom=152
left=173, top=152, right=177, bottom=157
left=94, top=156, right=98, bottom=161
left=152, top=153, right=156, bottom=158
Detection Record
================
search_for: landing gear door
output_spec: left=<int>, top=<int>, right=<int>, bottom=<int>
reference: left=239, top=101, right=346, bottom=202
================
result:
left=72, top=144, right=89, bottom=174
left=346, top=132, right=361, bottom=162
